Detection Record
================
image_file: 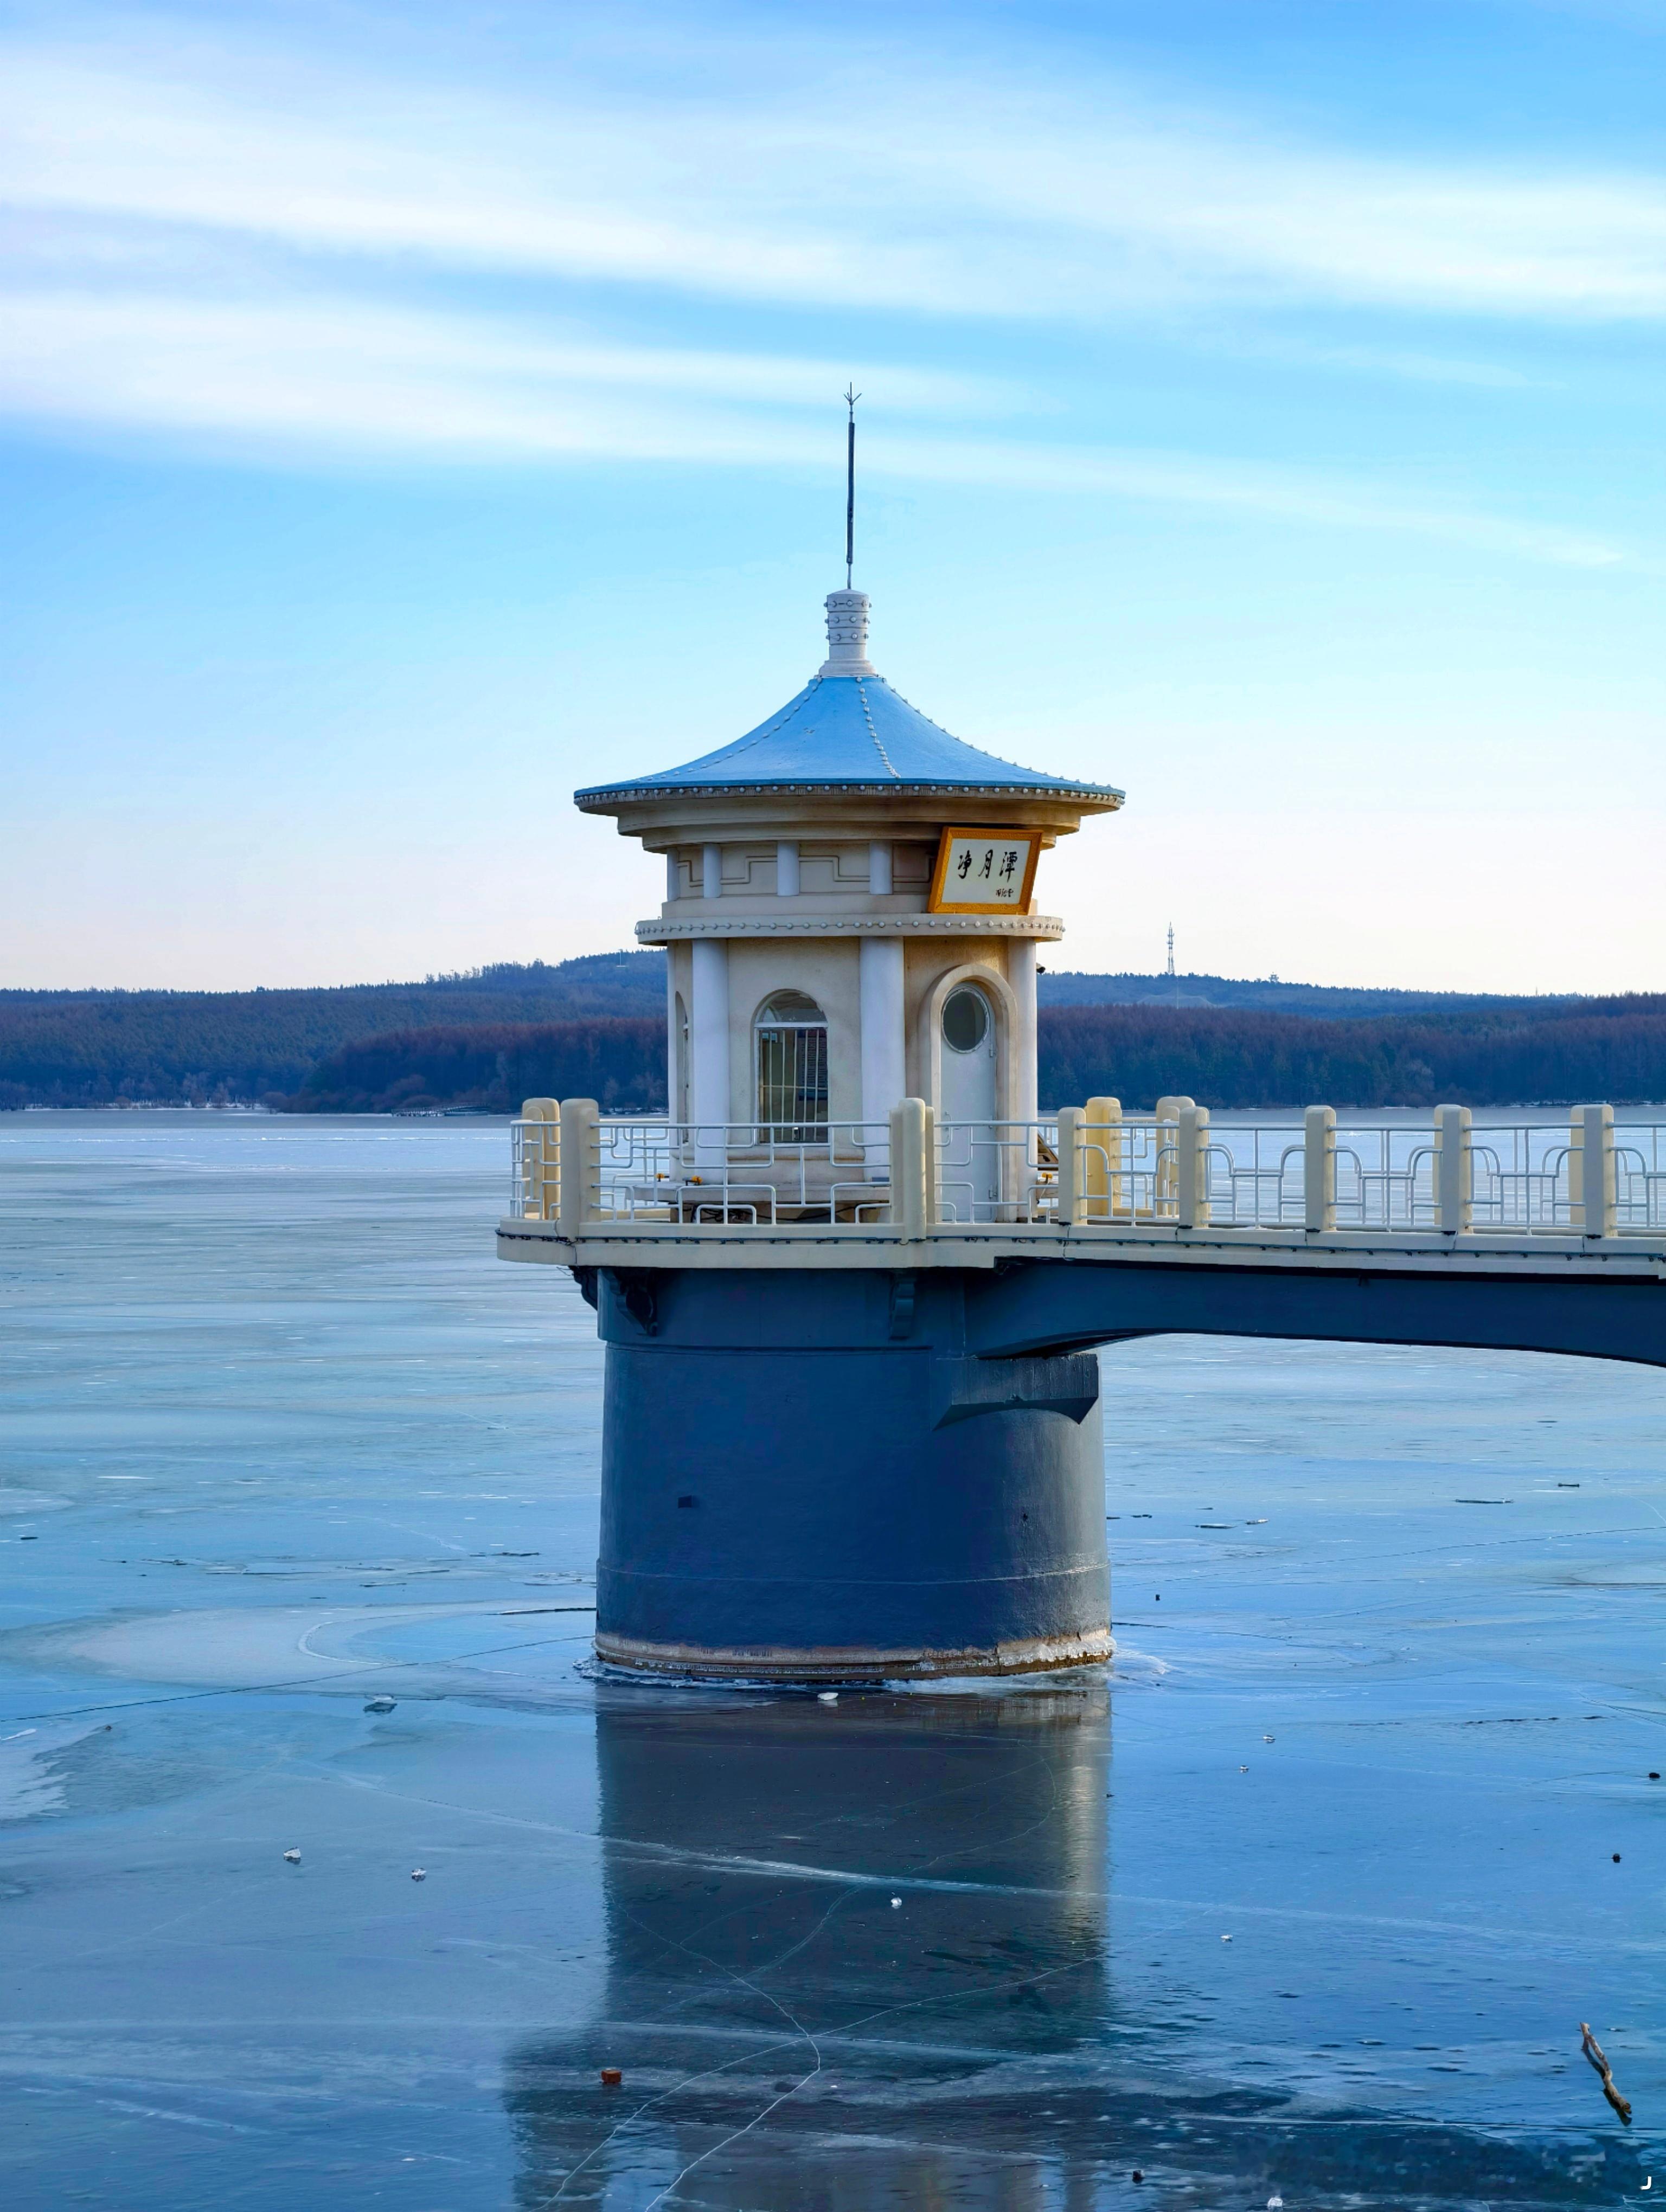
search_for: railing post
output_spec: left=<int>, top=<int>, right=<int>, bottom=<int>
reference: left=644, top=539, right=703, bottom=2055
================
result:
left=1084, top=1095, right=1122, bottom=1218
left=888, top=1098, right=933, bottom=1240
left=1304, top=1105, right=1336, bottom=1232
left=888, top=1104, right=907, bottom=1230
left=1153, top=1095, right=1193, bottom=1218
left=1056, top=1106, right=1086, bottom=1227
left=1573, top=1103, right=1616, bottom=1238
left=1177, top=1105, right=1210, bottom=1229
left=1434, top=1103, right=1472, bottom=1233
left=520, top=1096, right=559, bottom=1219
left=558, top=1097, right=600, bottom=1238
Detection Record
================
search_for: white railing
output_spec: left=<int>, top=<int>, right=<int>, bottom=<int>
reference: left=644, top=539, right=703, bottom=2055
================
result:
left=512, top=1101, right=893, bottom=1227
left=509, top=1098, right=1666, bottom=1240
left=1616, top=1124, right=1666, bottom=1232
left=934, top=1118, right=1063, bottom=1225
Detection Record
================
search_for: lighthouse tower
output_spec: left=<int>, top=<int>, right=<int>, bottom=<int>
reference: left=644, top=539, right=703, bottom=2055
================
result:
left=578, top=590, right=1120, bottom=1157
left=556, top=589, right=1124, bottom=1681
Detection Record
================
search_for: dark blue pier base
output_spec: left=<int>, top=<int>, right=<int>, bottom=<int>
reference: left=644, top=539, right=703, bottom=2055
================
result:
left=584, top=1267, right=1110, bottom=1682
left=580, top=1244, right=1666, bottom=1682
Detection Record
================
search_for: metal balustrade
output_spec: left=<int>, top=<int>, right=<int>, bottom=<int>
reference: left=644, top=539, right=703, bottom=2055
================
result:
left=512, top=1106, right=893, bottom=1227
left=510, top=1099, right=1666, bottom=1240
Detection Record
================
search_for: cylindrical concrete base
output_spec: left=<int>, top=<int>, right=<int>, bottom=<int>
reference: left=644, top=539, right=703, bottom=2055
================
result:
left=587, top=1266, right=1110, bottom=1682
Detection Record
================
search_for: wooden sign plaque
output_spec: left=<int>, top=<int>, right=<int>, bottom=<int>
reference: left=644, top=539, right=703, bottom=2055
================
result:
left=926, top=828, right=1041, bottom=916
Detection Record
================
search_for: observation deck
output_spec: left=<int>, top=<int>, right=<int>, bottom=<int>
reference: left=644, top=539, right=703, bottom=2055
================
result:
left=501, top=1099, right=1666, bottom=1283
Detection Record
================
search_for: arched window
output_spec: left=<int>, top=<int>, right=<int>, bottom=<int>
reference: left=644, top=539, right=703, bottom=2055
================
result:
left=939, top=982, right=1000, bottom=1206
left=754, top=991, right=828, bottom=1142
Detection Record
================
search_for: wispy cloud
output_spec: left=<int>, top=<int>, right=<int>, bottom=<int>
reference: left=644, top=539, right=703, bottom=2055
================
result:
left=3, top=16, right=1665, bottom=321
left=0, top=290, right=999, bottom=446
left=0, top=8, right=1645, bottom=569
left=1227, top=336, right=1546, bottom=390
left=870, top=433, right=1622, bottom=569
left=0, top=287, right=1621, bottom=567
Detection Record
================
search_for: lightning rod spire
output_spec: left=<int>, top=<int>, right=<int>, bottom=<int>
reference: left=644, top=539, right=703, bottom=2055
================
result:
left=843, top=384, right=861, bottom=587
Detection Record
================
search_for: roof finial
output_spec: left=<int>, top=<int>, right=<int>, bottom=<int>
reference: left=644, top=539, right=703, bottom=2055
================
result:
left=819, top=386, right=874, bottom=677
left=843, top=384, right=861, bottom=588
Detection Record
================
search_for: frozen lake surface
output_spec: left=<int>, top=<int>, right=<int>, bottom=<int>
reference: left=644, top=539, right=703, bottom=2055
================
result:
left=1, top=1110, right=1663, bottom=2210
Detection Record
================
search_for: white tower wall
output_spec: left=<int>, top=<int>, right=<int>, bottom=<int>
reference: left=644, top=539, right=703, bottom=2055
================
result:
left=1008, top=937, right=1040, bottom=1126
left=689, top=937, right=731, bottom=1136
left=858, top=937, right=907, bottom=1141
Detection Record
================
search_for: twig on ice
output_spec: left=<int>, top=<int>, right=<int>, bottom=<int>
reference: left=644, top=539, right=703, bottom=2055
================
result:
left=1581, top=2021, right=1633, bottom=2126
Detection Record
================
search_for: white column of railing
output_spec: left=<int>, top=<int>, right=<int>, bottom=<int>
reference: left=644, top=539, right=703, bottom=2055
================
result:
left=520, top=1096, right=559, bottom=1219
left=1434, top=1103, right=1472, bottom=1233
left=1177, top=1105, right=1210, bottom=1229
left=559, top=1097, right=600, bottom=1237
left=1304, top=1105, right=1336, bottom=1232
left=1573, top=1103, right=1616, bottom=1237
left=1152, top=1096, right=1193, bottom=1219
left=1085, top=1096, right=1122, bottom=1219
left=1055, top=1105, right=1086, bottom=1226
left=889, top=1098, right=934, bottom=1239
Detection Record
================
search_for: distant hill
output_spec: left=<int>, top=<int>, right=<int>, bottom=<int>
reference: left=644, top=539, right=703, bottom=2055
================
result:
left=0, top=955, right=665, bottom=1107
left=288, top=995, right=1666, bottom=1117
left=291, top=1017, right=665, bottom=1116
left=1039, top=999, right=1666, bottom=1111
left=1035, top=970, right=1576, bottom=1021
left=4, top=954, right=1660, bottom=1110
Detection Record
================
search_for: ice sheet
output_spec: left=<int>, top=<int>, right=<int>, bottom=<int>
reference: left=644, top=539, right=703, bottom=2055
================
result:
left=1, top=1110, right=1662, bottom=2210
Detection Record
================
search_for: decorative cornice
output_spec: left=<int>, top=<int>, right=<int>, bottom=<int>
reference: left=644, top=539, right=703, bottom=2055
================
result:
left=638, top=912, right=1066, bottom=943
left=579, top=781, right=1122, bottom=808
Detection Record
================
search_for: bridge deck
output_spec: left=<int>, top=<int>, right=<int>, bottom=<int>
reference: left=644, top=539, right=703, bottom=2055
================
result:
left=499, top=1213, right=1666, bottom=1372
left=499, top=1211, right=1666, bottom=1277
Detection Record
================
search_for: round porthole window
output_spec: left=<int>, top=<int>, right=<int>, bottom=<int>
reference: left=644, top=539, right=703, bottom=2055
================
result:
left=941, top=986, right=991, bottom=1054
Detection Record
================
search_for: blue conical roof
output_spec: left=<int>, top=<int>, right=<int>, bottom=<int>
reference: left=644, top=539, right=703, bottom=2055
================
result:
left=575, top=673, right=1119, bottom=805
left=576, top=591, right=1122, bottom=809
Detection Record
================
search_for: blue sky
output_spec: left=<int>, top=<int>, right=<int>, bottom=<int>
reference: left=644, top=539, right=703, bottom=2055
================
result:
left=3, top=0, right=1663, bottom=991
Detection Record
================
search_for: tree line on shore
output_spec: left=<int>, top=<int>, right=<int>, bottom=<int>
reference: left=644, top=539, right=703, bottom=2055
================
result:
left=279, top=997, right=1666, bottom=1116
left=4, top=958, right=1662, bottom=1111
left=0, top=957, right=666, bottom=1109
left=1037, top=1000, right=1666, bottom=1112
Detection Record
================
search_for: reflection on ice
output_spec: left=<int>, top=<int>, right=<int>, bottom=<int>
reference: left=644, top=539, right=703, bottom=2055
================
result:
left=505, top=1686, right=1654, bottom=2210
left=507, top=1683, right=1112, bottom=2206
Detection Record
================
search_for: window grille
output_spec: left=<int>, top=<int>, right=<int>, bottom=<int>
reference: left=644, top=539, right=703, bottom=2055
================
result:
left=754, top=991, right=829, bottom=1142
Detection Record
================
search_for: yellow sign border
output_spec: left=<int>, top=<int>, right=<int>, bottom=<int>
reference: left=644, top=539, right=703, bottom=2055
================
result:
left=926, top=827, right=1041, bottom=916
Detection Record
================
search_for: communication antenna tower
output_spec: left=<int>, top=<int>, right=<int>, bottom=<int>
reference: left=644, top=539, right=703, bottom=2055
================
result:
left=1167, top=923, right=1178, bottom=1008
left=842, top=384, right=861, bottom=586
